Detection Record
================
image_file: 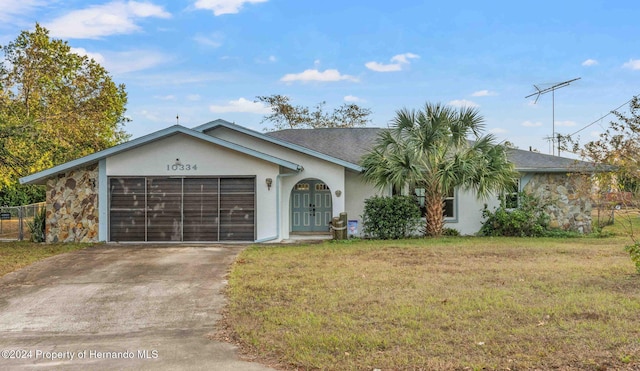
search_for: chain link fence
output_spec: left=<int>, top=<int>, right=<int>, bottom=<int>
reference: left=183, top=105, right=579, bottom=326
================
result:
left=0, top=202, right=46, bottom=241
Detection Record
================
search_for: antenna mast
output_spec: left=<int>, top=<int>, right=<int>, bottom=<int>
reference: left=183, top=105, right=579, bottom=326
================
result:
left=525, top=77, right=580, bottom=156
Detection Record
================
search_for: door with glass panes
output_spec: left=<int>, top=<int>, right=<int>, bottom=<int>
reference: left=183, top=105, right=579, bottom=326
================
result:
left=291, top=179, right=332, bottom=232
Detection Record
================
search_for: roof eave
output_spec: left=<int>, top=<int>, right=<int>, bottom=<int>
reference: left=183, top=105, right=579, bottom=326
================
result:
left=195, top=119, right=362, bottom=172
left=516, top=167, right=600, bottom=173
left=20, top=125, right=302, bottom=185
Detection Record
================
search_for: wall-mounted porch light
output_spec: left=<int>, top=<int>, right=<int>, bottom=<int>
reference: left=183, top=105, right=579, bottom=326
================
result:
left=266, top=177, right=273, bottom=190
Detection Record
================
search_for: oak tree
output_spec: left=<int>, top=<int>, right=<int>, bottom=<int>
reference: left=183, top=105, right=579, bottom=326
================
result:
left=0, top=24, right=130, bottom=203
left=255, top=94, right=371, bottom=130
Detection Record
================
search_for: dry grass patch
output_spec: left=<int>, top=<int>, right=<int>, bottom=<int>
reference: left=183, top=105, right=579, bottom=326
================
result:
left=0, top=219, right=28, bottom=240
left=0, top=241, right=90, bottom=276
left=224, top=237, right=640, bottom=370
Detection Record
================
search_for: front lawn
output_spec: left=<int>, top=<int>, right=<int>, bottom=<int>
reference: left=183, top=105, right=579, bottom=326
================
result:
left=223, top=235, right=640, bottom=370
left=0, top=241, right=90, bottom=277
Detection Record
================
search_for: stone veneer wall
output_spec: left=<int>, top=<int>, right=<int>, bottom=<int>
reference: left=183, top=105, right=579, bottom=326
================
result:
left=45, top=164, right=99, bottom=243
left=523, top=173, right=592, bottom=234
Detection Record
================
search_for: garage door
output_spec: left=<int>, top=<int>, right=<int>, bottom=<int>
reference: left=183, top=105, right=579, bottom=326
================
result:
left=109, top=177, right=255, bottom=242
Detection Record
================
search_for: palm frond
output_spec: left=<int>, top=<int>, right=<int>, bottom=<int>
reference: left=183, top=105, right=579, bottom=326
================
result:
left=361, top=101, right=518, bottom=235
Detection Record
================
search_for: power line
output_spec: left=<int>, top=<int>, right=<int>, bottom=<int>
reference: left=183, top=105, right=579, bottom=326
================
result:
left=568, top=95, right=637, bottom=137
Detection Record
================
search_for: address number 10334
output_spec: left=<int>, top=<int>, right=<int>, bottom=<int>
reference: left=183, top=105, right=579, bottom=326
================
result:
left=166, top=163, right=198, bottom=171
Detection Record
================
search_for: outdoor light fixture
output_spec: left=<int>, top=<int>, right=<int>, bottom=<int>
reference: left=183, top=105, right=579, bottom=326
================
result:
left=266, top=178, right=273, bottom=190
left=335, top=190, right=342, bottom=197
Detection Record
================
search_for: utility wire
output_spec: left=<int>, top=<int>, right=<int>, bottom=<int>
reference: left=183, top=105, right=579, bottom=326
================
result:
left=568, top=95, right=638, bottom=137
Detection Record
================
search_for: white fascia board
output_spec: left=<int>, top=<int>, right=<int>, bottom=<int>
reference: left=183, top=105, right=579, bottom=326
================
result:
left=515, top=167, right=596, bottom=173
left=194, top=119, right=363, bottom=172
left=19, top=125, right=301, bottom=185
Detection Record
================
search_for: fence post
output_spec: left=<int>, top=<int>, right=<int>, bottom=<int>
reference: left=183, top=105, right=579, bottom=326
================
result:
left=18, top=206, right=24, bottom=241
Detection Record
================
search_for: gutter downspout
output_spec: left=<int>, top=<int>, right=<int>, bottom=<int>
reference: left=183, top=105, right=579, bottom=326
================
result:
left=254, top=168, right=302, bottom=243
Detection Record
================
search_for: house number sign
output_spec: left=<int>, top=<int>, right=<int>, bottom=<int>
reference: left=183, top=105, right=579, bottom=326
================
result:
left=166, top=163, right=198, bottom=171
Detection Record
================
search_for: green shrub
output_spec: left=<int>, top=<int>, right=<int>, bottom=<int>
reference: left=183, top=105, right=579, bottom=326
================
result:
left=0, top=184, right=45, bottom=206
left=362, top=196, right=422, bottom=239
left=479, top=192, right=550, bottom=237
left=442, top=227, right=460, bottom=236
left=625, top=242, right=640, bottom=273
left=27, top=207, right=46, bottom=242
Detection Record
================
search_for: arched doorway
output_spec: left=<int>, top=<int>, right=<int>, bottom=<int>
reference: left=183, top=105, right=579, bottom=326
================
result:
left=291, top=179, right=332, bottom=232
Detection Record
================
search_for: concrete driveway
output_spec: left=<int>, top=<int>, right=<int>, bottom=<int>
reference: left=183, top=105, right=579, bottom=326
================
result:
left=0, top=245, right=277, bottom=371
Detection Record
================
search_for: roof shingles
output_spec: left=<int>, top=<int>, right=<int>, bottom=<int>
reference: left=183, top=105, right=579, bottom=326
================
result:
left=266, top=127, right=599, bottom=173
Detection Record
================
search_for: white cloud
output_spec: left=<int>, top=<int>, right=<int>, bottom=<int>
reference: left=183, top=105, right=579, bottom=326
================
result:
left=365, top=53, right=419, bottom=72
left=101, top=50, right=172, bottom=74
left=125, top=71, right=228, bottom=86
left=209, top=97, right=271, bottom=114
left=194, top=0, right=267, bottom=16
left=0, top=0, right=47, bottom=23
left=471, top=90, right=497, bottom=97
left=522, top=121, right=543, bottom=127
left=489, top=128, right=507, bottom=134
left=447, top=99, right=479, bottom=108
left=187, top=94, right=201, bottom=101
left=194, top=33, right=223, bottom=48
left=155, top=95, right=175, bottom=100
left=344, top=95, right=363, bottom=102
left=555, top=120, right=576, bottom=127
left=255, top=55, right=277, bottom=64
left=139, top=109, right=162, bottom=122
left=280, top=69, right=358, bottom=83
left=391, top=53, right=419, bottom=64
left=71, top=47, right=167, bottom=75
left=365, top=61, right=402, bottom=72
left=70, top=47, right=106, bottom=64
left=622, top=59, right=640, bottom=70
left=582, top=59, right=598, bottom=67
left=45, top=1, right=171, bottom=39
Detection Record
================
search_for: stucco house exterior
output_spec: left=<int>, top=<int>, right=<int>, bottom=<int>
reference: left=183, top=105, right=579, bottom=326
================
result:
left=19, top=119, right=598, bottom=243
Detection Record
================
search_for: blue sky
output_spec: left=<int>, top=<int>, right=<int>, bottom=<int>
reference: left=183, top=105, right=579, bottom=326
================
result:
left=2, top=0, right=640, bottom=156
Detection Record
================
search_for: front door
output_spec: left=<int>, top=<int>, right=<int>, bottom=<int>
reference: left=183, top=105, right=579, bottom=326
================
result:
left=291, top=179, right=332, bottom=232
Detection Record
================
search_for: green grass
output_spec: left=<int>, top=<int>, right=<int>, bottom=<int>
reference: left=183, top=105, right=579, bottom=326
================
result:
left=0, top=241, right=91, bottom=277
left=224, top=222, right=640, bottom=370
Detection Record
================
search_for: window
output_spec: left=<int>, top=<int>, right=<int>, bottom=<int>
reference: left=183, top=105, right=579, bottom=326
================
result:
left=413, top=188, right=455, bottom=219
left=294, top=183, right=310, bottom=191
left=504, top=179, right=520, bottom=209
left=443, top=189, right=455, bottom=218
left=315, top=183, right=329, bottom=191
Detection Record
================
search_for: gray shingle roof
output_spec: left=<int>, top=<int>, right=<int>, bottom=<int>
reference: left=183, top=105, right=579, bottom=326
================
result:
left=266, top=127, right=601, bottom=173
left=266, top=127, right=380, bottom=165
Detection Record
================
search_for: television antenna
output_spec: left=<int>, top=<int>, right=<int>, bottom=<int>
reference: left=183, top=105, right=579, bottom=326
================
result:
left=525, top=77, right=580, bottom=156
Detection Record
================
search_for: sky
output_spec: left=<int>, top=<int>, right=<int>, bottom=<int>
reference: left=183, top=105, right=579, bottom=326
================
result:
left=2, top=0, right=640, bottom=157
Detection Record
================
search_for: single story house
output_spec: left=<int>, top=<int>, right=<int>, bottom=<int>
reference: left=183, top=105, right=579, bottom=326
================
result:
left=19, top=119, right=599, bottom=243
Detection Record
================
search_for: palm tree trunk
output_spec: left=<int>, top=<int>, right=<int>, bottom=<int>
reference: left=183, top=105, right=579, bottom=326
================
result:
left=425, top=189, right=444, bottom=237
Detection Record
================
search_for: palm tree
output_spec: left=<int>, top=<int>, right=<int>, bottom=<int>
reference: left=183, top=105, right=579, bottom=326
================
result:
left=361, top=102, right=518, bottom=236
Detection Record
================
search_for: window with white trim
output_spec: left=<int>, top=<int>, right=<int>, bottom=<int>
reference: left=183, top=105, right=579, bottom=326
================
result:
left=443, top=189, right=455, bottom=218
left=414, top=188, right=455, bottom=219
